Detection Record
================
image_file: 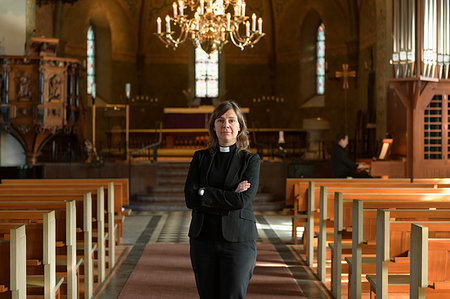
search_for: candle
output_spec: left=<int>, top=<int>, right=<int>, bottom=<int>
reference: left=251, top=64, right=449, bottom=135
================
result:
left=165, top=15, right=171, bottom=33
left=226, top=13, right=231, bottom=31
left=125, top=83, right=131, bottom=99
left=246, top=21, right=250, bottom=37
left=252, top=13, right=256, bottom=32
left=258, top=17, right=262, bottom=33
left=179, top=0, right=184, bottom=16
left=237, top=0, right=241, bottom=16
left=241, top=1, right=246, bottom=16
left=200, top=0, right=204, bottom=14
left=157, top=17, right=161, bottom=34
left=195, top=12, right=199, bottom=30
left=234, top=5, right=239, bottom=17
left=173, top=2, right=177, bottom=18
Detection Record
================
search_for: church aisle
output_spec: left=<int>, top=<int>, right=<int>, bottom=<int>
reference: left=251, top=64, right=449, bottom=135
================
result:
left=97, top=211, right=331, bottom=299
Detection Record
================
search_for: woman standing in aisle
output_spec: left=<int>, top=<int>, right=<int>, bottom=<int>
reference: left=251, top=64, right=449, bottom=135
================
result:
left=184, top=101, right=260, bottom=299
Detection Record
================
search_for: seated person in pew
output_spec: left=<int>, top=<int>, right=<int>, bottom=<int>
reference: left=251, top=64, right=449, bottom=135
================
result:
left=331, top=133, right=370, bottom=178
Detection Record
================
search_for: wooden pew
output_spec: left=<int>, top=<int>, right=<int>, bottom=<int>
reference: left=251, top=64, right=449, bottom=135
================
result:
left=0, top=202, right=78, bottom=299
left=290, top=179, right=436, bottom=244
left=306, top=187, right=450, bottom=298
left=286, top=178, right=411, bottom=206
left=0, top=224, right=26, bottom=299
left=0, top=195, right=95, bottom=299
left=303, top=184, right=450, bottom=267
left=0, top=186, right=115, bottom=276
left=0, top=182, right=122, bottom=246
left=366, top=211, right=450, bottom=298
left=331, top=197, right=450, bottom=298
left=0, top=211, right=64, bottom=299
left=347, top=203, right=450, bottom=298
left=1, top=178, right=129, bottom=214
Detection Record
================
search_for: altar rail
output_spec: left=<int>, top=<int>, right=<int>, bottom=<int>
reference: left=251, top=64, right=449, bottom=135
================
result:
left=103, top=128, right=307, bottom=160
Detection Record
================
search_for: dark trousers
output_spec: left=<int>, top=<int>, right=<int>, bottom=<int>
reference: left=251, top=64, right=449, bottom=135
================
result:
left=190, top=238, right=257, bottom=299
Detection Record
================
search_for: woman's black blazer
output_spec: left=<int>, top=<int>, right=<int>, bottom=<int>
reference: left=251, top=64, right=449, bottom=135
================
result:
left=184, top=148, right=260, bottom=242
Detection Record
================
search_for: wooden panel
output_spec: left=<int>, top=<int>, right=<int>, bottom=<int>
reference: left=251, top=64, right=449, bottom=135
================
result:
left=370, top=160, right=406, bottom=178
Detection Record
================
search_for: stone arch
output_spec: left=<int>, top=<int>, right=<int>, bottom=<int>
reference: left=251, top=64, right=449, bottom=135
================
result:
left=277, top=0, right=350, bottom=55
left=299, top=9, right=324, bottom=105
left=60, top=0, right=136, bottom=58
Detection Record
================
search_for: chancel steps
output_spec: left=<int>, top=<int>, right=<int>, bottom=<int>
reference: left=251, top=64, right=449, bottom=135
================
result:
left=129, top=162, right=284, bottom=211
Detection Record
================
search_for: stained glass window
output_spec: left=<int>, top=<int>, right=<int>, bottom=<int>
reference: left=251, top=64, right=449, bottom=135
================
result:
left=316, top=23, right=325, bottom=95
left=87, top=24, right=95, bottom=95
left=195, top=47, right=219, bottom=98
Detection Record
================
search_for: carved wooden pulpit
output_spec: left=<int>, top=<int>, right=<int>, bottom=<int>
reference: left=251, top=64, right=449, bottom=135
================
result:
left=0, top=37, right=82, bottom=165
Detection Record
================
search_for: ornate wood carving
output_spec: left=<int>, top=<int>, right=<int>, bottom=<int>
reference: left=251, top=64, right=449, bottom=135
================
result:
left=0, top=38, right=82, bottom=165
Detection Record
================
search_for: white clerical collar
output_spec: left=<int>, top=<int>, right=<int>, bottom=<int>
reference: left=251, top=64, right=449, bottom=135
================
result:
left=219, top=146, right=230, bottom=152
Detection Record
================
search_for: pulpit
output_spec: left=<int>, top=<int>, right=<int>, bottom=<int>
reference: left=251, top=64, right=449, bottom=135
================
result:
left=0, top=37, right=82, bottom=165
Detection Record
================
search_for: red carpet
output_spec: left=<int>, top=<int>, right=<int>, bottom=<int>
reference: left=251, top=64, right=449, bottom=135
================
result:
left=119, top=243, right=305, bottom=298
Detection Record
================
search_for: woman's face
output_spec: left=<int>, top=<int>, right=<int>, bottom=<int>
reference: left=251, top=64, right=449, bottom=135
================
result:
left=214, top=109, right=240, bottom=146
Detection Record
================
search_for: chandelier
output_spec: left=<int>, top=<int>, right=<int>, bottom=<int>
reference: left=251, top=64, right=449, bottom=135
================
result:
left=154, top=0, right=265, bottom=54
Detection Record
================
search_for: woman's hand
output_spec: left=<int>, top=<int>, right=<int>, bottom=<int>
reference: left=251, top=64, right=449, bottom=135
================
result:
left=235, top=180, right=251, bottom=193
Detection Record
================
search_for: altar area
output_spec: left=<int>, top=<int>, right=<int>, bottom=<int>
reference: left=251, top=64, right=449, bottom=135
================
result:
left=103, top=105, right=307, bottom=161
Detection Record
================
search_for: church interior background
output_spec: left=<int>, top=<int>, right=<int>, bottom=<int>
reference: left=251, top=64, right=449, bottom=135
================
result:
left=0, top=0, right=449, bottom=200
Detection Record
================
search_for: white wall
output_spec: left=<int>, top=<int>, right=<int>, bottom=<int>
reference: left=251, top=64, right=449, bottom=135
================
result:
left=0, top=0, right=26, bottom=55
left=0, top=133, right=26, bottom=166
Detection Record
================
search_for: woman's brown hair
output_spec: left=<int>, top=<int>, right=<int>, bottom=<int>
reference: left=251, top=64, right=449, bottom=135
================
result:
left=207, top=101, right=250, bottom=154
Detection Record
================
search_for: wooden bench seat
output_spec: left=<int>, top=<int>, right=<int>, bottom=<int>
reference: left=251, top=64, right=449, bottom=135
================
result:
left=291, top=180, right=439, bottom=244
left=27, top=276, right=65, bottom=299
left=331, top=198, right=450, bottom=298
left=304, top=185, right=450, bottom=269
left=344, top=207, right=450, bottom=298
left=0, top=198, right=92, bottom=299
left=1, top=178, right=129, bottom=215
left=0, top=186, right=115, bottom=282
left=300, top=182, right=450, bottom=298
left=368, top=217, right=450, bottom=299
left=0, top=211, right=61, bottom=299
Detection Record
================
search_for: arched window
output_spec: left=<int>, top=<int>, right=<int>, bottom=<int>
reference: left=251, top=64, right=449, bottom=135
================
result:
left=195, top=47, right=219, bottom=98
left=87, top=24, right=95, bottom=95
left=316, top=23, right=325, bottom=95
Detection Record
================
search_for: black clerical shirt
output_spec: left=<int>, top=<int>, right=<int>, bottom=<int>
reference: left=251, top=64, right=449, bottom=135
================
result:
left=198, top=144, right=236, bottom=240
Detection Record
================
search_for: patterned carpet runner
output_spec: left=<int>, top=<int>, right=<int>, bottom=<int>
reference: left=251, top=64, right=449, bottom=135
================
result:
left=118, top=243, right=305, bottom=298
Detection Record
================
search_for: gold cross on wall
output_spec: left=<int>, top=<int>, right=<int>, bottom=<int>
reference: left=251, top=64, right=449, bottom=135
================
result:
left=335, top=64, right=356, bottom=89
